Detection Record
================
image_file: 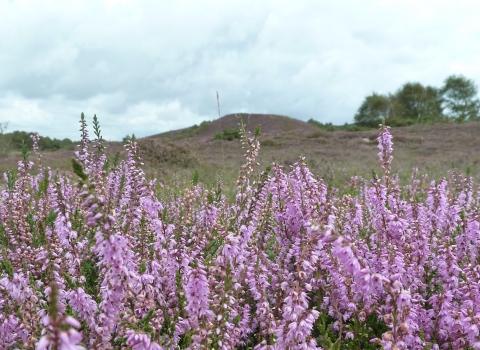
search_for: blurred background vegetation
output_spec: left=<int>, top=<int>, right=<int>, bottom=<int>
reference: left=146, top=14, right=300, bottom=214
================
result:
left=0, top=73, right=479, bottom=196
left=0, top=121, right=76, bottom=156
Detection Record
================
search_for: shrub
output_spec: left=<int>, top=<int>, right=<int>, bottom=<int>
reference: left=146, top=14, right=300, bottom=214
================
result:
left=212, top=127, right=240, bottom=141
left=307, top=119, right=337, bottom=131
left=137, top=138, right=198, bottom=167
left=260, top=138, right=279, bottom=147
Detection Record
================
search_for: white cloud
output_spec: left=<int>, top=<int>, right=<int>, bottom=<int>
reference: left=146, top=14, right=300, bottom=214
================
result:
left=1, top=0, right=480, bottom=139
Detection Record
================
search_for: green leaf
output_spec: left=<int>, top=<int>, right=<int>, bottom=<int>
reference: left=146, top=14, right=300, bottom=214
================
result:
left=192, top=169, right=199, bottom=186
left=6, top=169, right=16, bottom=190
left=139, top=260, right=147, bottom=274
left=113, top=151, right=120, bottom=168
left=254, top=125, right=261, bottom=138
left=0, top=260, right=13, bottom=278
left=92, top=114, right=102, bottom=141
left=20, top=140, right=29, bottom=161
left=103, top=157, right=110, bottom=172
left=71, top=158, right=88, bottom=182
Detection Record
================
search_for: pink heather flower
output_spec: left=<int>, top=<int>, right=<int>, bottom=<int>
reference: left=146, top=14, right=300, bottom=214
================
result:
left=0, top=272, right=33, bottom=303
left=66, top=288, right=98, bottom=329
left=332, top=240, right=355, bottom=264
left=185, top=264, right=213, bottom=328
left=276, top=290, right=321, bottom=349
left=126, top=330, right=162, bottom=350
left=0, top=315, right=28, bottom=348
left=37, top=316, right=84, bottom=350
left=377, top=125, right=393, bottom=162
left=396, top=289, right=411, bottom=308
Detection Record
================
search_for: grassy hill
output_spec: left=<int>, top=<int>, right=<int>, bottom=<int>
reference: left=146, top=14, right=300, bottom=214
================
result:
left=0, top=114, right=479, bottom=194
left=135, top=115, right=480, bottom=194
left=150, top=113, right=319, bottom=141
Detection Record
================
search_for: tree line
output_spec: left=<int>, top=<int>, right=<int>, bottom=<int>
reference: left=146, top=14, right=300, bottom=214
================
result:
left=354, top=74, right=480, bottom=127
left=0, top=122, right=76, bottom=153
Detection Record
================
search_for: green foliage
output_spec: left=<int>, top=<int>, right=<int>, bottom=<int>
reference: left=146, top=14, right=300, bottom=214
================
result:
left=7, top=169, right=17, bottom=190
left=354, top=93, right=392, bottom=127
left=441, top=74, right=480, bottom=121
left=113, top=151, right=120, bottom=168
left=139, top=260, right=147, bottom=274
left=0, top=259, right=13, bottom=278
left=72, top=158, right=88, bottom=182
left=46, top=209, right=58, bottom=230
left=341, top=123, right=372, bottom=131
left=307, top=130, right=328, bottom=138
left=260, top=138, right=280, bottom=147
left=307, top=119, right=338, bottom=131
left=213, top=128, right=240, bottom=141
left=394, top=82, right=442, bottom=122
left=81, top=258, right=99, bottom=298
left=137, top=308, right=155, bottom=333
left=0, top=224, right=7, bottom=247
left=37, top=169, right=50, bottom=198
left=92, top=114, right=102, bottom=141
left=92, top=114, right=105, bottom=154
left=386, top=117, right=417, bottom=127
left=308, top=119, right=374, bottom=132
left=20, top=140, right=30, bottom=161
left=192, top=169, right=199, bottom=186
left=102, top=157, right=110, bottom=171
left=254, top=125, right=261, bottom=138
left=0, top=130, right=76, bottom=152
left=313, top=310, right=388, bottom=349
left=353, top=74, right=480, bottom=127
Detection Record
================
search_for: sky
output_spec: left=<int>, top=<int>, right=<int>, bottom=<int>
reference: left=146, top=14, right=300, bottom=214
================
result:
left=1, top=0, right=480, bottom=141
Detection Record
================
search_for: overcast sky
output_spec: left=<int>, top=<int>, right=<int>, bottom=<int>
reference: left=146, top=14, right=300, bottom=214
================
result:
left=1, top=0, right=480, bottom=140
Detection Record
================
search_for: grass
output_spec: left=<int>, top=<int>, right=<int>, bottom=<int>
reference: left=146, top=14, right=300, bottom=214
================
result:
left=0, top=119, right=479, bottom=195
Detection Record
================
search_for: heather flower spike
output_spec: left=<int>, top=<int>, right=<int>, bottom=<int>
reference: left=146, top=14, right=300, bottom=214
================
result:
left=37, top=282, right=85, bottom=350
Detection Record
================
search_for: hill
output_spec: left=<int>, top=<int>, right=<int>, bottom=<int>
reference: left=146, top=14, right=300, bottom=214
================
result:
left=0, top=117, right=479, bottom=192
left=138, top=118, right=480, bottom=189
left=149, top=113, right=319, bottom=141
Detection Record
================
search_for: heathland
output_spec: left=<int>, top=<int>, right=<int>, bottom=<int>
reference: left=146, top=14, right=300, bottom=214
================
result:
left=1, top=113, right=479, bottom=192
left=1, top=113, right=480, bottom=348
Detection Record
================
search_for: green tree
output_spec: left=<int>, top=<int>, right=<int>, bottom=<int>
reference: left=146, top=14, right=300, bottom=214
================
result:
left=9, top=131, right=34, bottom=150
left=354, top=93, right=392, bottom=127
left=441, top=74, right=480, bottom=121
left=394, top=82, right=442, bottom=123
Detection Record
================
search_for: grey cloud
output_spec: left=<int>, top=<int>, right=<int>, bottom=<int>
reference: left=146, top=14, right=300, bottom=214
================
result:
left=1, top=0, right=480, bottom=140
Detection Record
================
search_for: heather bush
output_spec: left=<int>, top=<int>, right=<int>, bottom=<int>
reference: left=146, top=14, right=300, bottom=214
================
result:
left=1, top=113, right=480, bottom=349
left=137, top=139, right=198, bottom=168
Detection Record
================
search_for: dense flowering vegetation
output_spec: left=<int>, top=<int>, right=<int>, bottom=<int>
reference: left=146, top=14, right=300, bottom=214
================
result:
left=1, top=114, right=480, bottom=349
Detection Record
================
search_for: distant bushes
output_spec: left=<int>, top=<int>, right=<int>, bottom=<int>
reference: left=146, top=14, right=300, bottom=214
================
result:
left=307, top=119, right=373, bottom=132
left=307, top=119, right=337, bottom=131
left=260, top=138, right=281, bottom=147
left=0, top=130, right=76, bottom=152
left=213, top=127, right=241, bottom=141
